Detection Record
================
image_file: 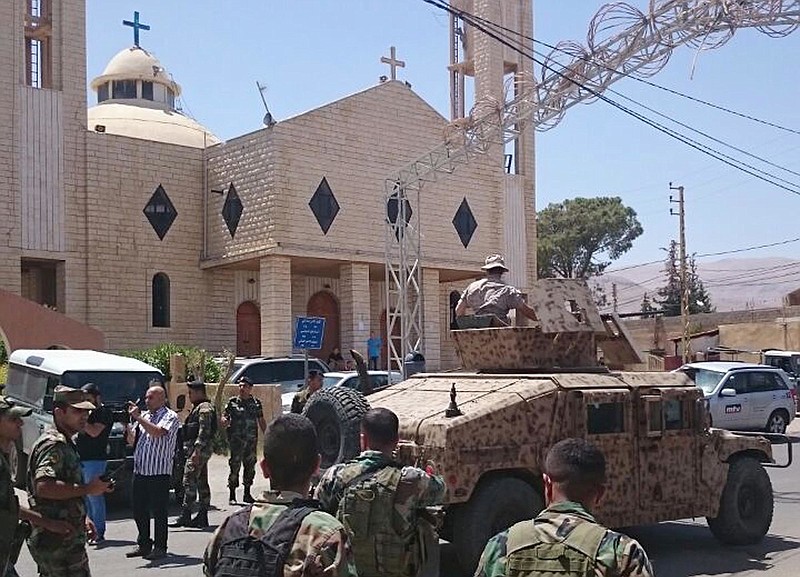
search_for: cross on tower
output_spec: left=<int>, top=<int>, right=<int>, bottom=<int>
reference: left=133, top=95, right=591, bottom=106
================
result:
left=380, top=46, right=405, bottom=81
left=123, top=11, right=151, bottom=47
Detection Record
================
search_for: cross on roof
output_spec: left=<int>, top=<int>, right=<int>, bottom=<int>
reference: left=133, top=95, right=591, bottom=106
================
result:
left=123, top=11, right=150, bottom=47
left=380, top=46, right=405, bottom=81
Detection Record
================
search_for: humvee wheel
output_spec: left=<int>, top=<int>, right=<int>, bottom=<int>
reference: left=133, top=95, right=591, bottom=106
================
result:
left=303, top=387, right=370, bottom=469
left=707, top=457, right=773, bottom=545
left=451, top=477, right=543, bottom=574
left=765, top=409, right=789, bottom=434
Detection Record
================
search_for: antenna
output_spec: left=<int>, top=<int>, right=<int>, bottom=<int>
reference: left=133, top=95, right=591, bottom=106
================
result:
left=256, top=81, right=276, bottom=127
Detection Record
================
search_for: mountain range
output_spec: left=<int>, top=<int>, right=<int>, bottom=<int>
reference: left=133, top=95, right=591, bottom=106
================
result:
left=592, top=257, right=800, bottom=314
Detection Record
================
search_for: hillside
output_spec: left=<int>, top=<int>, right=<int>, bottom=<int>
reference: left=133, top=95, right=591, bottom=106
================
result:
left=593, top=257, right=800, bottom=313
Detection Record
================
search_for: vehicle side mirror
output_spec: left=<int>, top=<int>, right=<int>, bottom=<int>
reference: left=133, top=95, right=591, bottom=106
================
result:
left=176, top=395, right=186, bottom=411
left=719, top=388, right=737, bottom=398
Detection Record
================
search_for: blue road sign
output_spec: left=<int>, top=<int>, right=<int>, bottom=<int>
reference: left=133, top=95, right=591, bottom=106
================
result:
left=294, top=316, right=326, bottom=350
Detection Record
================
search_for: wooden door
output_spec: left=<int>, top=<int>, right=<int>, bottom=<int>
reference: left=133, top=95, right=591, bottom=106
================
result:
left=307, top=291, right=340, bottom=364
left=236, top=301, right=261, bottom=356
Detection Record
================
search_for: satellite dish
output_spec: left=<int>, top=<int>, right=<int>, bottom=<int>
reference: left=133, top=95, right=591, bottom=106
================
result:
left=263, top=112, right=275, bottom=127
left=257, top=81, right=276, bottom=127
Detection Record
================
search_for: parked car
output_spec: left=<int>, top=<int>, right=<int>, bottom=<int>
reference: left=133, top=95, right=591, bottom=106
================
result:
left=4, top=349, right=164, bottom=495
left=674, top=361, right=795, bottom=433
left=228, top=356, right=329, bottom=412
left=323, top=370, right=402, bottom=396
left=762, top=350, right=800, bottom=412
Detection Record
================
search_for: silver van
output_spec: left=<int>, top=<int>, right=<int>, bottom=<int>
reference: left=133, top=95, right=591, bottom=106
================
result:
left=4, top=349, right=163, bottom=487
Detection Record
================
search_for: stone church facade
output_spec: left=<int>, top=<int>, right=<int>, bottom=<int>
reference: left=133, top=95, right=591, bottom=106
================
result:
left=1, top=0, right=535, bottom=371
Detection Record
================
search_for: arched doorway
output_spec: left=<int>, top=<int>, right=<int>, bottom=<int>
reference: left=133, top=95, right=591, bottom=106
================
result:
left=307, top=291, right=340, bottom=364
left=380, top=309, right=402, bottom=370
left=236, top=301, right=261, bottom=356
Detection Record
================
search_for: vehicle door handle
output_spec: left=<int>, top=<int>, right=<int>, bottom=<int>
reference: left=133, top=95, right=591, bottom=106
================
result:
left=39, top=424, right=44, bottom=433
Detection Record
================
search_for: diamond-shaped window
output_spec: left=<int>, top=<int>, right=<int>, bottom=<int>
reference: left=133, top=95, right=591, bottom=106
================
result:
left=222, top=183, right=244, bottom=237
left=143, top=184, right=177, bottom=240
left=309, top=177, right=340, bottom=234
left=387, top=187, right=413, bottom=241
left=452, top=197, right=477, bottom=248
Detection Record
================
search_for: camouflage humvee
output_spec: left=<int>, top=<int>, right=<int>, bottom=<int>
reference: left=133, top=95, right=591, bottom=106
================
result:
left=305, top=279, right=778, bottom=574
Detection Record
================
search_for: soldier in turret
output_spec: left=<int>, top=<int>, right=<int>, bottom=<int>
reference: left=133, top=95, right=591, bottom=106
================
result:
left=455, top=254, right=538, bottom=326
left=170, top=381, right=216, bottom=529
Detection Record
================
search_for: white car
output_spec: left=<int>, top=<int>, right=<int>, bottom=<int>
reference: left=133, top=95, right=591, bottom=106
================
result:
left=323, top=370, right=403, bottom=396
left=674, top=361, right=796, bottom=433
left=227, top=356, right=329, bottom=413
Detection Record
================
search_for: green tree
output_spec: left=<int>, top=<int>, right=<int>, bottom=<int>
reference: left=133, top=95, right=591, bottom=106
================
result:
left=537, top=196, right=643, bottom=279
left=654, top=241, right=714, bottom=316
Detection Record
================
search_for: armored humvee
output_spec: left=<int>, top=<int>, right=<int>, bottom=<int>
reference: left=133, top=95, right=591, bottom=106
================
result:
left=303, top=280, right=779, bottom=574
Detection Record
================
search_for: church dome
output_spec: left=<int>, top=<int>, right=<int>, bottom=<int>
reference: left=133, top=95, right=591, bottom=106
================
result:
left=90, top=46, right=180, bottom=96
left=88, top=45, right=219, bottom=148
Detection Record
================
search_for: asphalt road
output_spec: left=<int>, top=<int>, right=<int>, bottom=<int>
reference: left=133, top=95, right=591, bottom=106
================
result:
left=14, top=424, right=800, bottom=577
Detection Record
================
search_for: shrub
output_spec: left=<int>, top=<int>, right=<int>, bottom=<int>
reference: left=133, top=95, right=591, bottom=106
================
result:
left=121, top=343, right=222, bottom=382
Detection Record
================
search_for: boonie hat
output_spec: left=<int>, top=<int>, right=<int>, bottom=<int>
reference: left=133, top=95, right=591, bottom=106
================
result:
left=53, top=386, right=95, bottom=410
left=81, top=382, right=101, bottom=396
left=0, top=395, right=33, bottom=418
left=481, top=254, right=508, bottom=272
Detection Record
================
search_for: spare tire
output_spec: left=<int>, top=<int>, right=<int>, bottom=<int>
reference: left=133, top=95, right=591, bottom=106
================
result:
left=303, top=387, right=370, bottom=468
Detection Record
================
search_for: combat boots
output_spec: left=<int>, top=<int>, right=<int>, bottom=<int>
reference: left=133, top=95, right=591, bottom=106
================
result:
left=243, top=486, right=254, bottom=504
left=228, top=487, right=237, bottom=505
left=187, top=508, right=208, bottom=529
left=169, top=509, right=192, bottom=528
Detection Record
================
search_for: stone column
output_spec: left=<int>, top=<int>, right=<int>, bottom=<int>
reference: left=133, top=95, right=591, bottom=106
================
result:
left=339, top=263, right=371, bottom=360
left=422, top=268, right=441, bottom=371
left=259, top=255, right=292, bottom=356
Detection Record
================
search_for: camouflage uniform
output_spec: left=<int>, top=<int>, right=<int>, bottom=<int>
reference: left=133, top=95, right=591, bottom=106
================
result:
left=223, top=395, right=263, bottom=490
left=314, top=450, right=447, bottom=577
left=181, top=399, right=216, bottom=510
left=291, top=388, right=312, bottom=414
left=457, top=276, right=526, bottom=324
left=203, top=490, right=358, bottom=577
left=474, top=501, right=654, bottom=577
left=26, top=428, right=90, bottom=577
left=1, top=448, right=20, bottom=577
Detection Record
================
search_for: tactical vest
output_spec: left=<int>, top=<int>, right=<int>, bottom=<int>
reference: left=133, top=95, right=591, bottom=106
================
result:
left=184, top=401, right=217, bottom=445
left=337, top=463, right=420, bottom=577
left=505, top=513, right=607, bottom=577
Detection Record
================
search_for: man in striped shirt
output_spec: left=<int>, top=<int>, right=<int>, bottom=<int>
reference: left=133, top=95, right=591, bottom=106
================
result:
left=125, top=385, right=180, bottom=561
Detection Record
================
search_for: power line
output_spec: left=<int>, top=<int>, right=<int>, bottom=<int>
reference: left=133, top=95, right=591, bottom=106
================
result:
left=422, top=0, right=800, bottom=197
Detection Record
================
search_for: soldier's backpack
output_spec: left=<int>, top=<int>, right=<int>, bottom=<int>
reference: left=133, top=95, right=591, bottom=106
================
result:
left=337, top=463, right=421, bottom=577
left=504, top=512, right=608, bottom=577
left=211, top=498, right=319, bottom=577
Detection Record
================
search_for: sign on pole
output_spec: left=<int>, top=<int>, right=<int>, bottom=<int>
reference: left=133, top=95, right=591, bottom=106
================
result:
left=294, top=316, right=326, bottom=350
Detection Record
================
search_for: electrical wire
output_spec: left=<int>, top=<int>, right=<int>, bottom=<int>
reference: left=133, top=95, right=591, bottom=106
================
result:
left=421, top=0, right=800, bottom=197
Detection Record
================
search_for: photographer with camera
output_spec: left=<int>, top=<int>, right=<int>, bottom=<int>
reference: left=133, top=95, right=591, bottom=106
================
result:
left=75, top=383, right=113, bottom=545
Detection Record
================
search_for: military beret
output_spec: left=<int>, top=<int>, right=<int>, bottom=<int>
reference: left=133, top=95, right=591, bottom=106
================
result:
left=81, top=382, right=101, bottom=396
left=53, top=385, right=95, bottom=410
left=187, top=380, right=206, bottom=389
left=237, top=377, right=254, bottom=386
left=0, top=395, right=33, bottom=418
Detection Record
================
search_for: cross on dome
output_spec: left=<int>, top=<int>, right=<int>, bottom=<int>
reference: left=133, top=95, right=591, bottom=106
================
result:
left=123, top=11, right=151, bottom=47
left=380, top=46, right=405, bottom=80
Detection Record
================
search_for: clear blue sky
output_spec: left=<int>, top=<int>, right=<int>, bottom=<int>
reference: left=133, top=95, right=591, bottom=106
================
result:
left=86, top=1, right=800, bottom=272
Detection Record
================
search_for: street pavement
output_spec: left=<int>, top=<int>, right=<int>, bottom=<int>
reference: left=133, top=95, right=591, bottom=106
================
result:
left=14, top=421, right=800, bottom=577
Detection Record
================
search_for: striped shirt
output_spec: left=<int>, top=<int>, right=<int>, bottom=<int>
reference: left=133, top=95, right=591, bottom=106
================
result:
left=132, top=405, right=180, bottom=476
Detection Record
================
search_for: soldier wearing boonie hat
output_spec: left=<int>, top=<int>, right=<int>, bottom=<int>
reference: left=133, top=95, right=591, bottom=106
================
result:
left=455, top=254, right=539, bottom=326
left=26, top=386, right=112, bottom=577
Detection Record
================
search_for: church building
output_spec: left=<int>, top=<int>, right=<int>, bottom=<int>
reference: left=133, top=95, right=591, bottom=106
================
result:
left=0, top=0, right=535, bottom=370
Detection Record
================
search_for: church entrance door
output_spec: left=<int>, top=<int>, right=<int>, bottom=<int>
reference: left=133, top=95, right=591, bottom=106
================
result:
left=236, top=301, right=261, bottom=356
left=307, top=291, right=339, bottom=365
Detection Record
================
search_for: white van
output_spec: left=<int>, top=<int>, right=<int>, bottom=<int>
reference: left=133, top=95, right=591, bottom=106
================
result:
left=4, top=349, right=164, bottom=487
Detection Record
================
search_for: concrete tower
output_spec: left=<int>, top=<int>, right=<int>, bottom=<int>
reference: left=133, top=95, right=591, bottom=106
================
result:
left=449, top=0, right=536, bottom=290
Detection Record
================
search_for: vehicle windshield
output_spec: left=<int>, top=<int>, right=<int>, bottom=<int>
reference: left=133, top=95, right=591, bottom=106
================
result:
left=323, top=376, right=343, bottom=388
left=681, top=367, right=725, bottom=394
left=60, top=371, right=163, bottom=406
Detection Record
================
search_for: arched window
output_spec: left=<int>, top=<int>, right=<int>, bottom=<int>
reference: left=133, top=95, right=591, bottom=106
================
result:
left=152, top=273, right=170, bottom=327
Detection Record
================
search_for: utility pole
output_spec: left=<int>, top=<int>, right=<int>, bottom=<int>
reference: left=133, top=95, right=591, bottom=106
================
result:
left=670, top=183, right=690, bottom=363
left=612, top=283, right=618, bottom=312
